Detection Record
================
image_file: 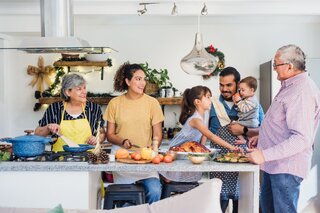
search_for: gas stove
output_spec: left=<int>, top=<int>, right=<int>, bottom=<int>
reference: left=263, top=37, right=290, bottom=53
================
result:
left=10, top=151, right=89, bottom=162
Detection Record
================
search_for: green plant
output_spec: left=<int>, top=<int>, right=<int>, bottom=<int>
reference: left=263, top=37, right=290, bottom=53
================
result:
left=140, top=62, right=172, bottom=88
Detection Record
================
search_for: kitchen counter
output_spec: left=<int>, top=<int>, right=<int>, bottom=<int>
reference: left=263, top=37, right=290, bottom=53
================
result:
left=0, top=160, right=258, bottom=172
left=0, top=160, right=259, bottom=213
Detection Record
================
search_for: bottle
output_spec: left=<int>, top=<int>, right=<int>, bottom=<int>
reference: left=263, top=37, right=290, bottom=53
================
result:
left=168, top=128, right=174, bottom=139
left=163, top=128, right=168, bottom=139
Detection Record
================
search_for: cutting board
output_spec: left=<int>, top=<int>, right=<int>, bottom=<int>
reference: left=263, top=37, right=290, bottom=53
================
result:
left=116, top=158, right=152, bottom=164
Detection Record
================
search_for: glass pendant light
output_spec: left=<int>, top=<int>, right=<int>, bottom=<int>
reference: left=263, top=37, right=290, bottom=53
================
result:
left=180, top=16, right=218, bottom=75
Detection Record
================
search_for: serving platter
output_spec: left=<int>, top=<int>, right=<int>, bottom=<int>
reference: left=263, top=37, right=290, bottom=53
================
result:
left=214, top=152, right=249, bottom=163
left=159, top=148, right=220, bottom=160
left=116, top=158, right=152, bottom=164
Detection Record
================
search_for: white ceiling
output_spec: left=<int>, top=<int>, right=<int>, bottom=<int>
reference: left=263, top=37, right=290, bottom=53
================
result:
left=1, top=0, right=320, bottom=16
left=1, top=0, right=320, bottom=36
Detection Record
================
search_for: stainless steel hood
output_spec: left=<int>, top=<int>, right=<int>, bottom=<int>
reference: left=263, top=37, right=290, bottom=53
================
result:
left=7, top=0, right=114, bottom=53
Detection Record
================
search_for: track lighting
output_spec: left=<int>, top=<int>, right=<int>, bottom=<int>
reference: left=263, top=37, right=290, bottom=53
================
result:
left=137, top=4, right=147, bottom=16
left=171, top=3, right=178, bottom=16
left=201, top=3, right=208, bottom=15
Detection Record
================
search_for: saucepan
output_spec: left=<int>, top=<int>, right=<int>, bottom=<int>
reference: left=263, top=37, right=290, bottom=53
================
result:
left=4, top=134, right=51, bottom=157
left=63, top=144, right=94, bottom=153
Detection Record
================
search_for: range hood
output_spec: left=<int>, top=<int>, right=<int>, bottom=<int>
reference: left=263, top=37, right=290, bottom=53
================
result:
left=10, top=0, right=113, bottom=53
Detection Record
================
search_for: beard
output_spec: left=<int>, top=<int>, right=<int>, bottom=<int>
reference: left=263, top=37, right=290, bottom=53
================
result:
left=221, top=92, right=233, bottom=101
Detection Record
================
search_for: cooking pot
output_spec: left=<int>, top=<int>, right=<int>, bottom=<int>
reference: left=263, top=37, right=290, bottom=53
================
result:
left=6, top=134, right=51, bottom=157
left=63, top=144, right=94, bottom=153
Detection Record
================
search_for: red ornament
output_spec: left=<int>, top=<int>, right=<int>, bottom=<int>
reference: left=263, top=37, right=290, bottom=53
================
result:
left=209, top=44, right=216, bottom=53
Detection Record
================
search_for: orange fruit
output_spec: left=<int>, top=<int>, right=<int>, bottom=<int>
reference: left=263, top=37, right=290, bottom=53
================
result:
left=163, top=155, right=173, bottom=163
left=152, top=157, right=161, bottom=164
left=157, top=154, right=164, bottom=162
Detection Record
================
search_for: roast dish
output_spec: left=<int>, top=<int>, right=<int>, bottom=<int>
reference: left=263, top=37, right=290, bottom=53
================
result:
left=215, top=152, right=249, bottom=163
left=169, top=141, right=211, bottom=153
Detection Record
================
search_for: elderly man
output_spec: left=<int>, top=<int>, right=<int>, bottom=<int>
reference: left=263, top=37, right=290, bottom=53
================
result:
left=209, top=67, right=264, bottom=212
left=248, top=44, right=320, bottom=213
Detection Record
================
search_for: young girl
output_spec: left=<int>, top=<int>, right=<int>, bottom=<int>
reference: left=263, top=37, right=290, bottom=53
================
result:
left=160, top=86, right=240, bottom=183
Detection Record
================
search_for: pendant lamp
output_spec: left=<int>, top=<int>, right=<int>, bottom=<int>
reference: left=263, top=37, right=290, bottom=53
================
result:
left=180, top=17, right=218, bottom=75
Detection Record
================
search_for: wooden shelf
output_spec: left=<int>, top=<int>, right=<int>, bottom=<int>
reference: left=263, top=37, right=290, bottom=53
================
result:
left=39, top=97, right=182, bottom=105
left=53, top=60, right=109, bottom=67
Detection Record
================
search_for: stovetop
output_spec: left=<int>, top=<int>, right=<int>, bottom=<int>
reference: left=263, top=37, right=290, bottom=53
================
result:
left=10, top=151, right=89, bottom=162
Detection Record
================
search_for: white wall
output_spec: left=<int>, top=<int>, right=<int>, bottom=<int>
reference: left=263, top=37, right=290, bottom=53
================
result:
left=1, top=15, right=320, bottom=134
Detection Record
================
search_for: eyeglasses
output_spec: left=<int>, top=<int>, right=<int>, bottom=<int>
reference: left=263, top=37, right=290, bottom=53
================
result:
left=273, top=62, right=289, bottom=69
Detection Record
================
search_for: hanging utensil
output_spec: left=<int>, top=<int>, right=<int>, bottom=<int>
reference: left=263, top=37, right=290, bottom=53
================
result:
left=56, top=132, right=79, bottom=148
left=93, top=121, right=102, bottom=155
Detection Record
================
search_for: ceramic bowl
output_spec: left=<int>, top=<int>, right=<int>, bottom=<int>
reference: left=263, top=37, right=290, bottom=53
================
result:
left=84, top=53, right=108, bottom=62
left=188, top=155, right=206, bottom=164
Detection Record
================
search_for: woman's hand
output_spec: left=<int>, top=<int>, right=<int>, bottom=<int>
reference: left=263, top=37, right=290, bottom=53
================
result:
left=47, top=123, right=60, bottom=134
left=122, top=139, right=133, bottom=149
left=86, top=136, right=97, bottom=145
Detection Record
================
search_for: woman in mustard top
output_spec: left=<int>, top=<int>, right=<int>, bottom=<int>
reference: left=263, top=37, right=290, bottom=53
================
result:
left=104, top=62, right=164, bottom=204
left=35, top=73, right=105, bottom=152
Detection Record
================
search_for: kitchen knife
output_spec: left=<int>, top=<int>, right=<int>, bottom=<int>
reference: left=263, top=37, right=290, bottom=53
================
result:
left=131, top=144, right=141, bottom=148
left=56, top=132, right=80, bottom=148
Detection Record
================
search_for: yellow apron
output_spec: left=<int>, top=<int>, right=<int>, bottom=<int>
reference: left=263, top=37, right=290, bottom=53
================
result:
left=53, top=102, right=92, bottom=152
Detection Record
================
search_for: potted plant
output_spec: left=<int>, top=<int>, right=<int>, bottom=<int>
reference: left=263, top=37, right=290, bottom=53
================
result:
left=140, top=62, right=172, bottom=95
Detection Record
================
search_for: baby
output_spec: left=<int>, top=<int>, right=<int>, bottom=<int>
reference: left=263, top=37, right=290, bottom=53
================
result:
left=232, top=76, right=260, bottom=144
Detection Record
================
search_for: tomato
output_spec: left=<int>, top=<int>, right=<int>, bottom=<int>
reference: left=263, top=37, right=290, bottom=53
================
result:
left=163, top=155, right=173, bottom=163
left=133, top=153, right=142, bottom=161
left=157, top=154, right=164, bottom=162
left=131, top=152, right=138, bottom=159
left=152, top=157, right=161, bottom=164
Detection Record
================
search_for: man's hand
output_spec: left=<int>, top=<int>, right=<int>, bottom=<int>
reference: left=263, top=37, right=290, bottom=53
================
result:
left=246, top=148, right=265, bottom=164
left=227, top=122, right=244, bottom=136
left=248, top=135, right=259, bottom=148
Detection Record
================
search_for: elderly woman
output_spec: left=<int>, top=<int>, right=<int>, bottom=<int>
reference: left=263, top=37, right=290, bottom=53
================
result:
left=104, top=62, right=164, bottom=204
left=35, top=73, right=105, bottom=152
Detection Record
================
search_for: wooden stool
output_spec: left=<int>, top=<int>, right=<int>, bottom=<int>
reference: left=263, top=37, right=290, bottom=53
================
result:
left=161, top=181, right=199, bottom=199
left=103, top=184, right=146, bottom=209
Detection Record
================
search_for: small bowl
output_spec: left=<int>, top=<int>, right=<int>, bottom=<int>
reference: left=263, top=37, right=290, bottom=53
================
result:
left=84, top=53, right=108, bottom=62
left=188, top=155, right=206, bottom=164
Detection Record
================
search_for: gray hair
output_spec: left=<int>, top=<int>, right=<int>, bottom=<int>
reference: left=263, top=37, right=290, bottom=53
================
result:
left=60, top=73, right=87, bottom=101
left=277, top=44, right=306, bottom=71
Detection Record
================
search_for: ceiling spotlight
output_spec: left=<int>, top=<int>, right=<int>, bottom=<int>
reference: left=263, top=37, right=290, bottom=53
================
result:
left=201, top=3, right=208, bottom=16
left=137, top=4, right=147, bottom=16
left=171, top=3, right=178, bottom=16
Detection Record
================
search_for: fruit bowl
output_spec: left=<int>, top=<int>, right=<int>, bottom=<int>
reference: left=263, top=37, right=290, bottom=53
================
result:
left=84, top=53, right=108, bottom=62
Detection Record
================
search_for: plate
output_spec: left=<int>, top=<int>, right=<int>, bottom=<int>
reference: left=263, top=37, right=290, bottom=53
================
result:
left=214, top=152, right=249, bottom=163
left=159, top=148, right=220, bottom=160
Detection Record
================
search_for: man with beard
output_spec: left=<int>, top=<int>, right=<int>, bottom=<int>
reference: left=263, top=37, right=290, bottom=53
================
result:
left=209, top=67, right=264, bottom=212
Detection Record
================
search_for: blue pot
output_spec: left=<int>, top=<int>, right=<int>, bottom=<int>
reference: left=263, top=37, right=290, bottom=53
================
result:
left=8, top=135, right=51, bottom=157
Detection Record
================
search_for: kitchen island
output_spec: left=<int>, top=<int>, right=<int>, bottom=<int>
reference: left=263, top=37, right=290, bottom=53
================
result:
left=0, top=160, right=259, bottom=213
